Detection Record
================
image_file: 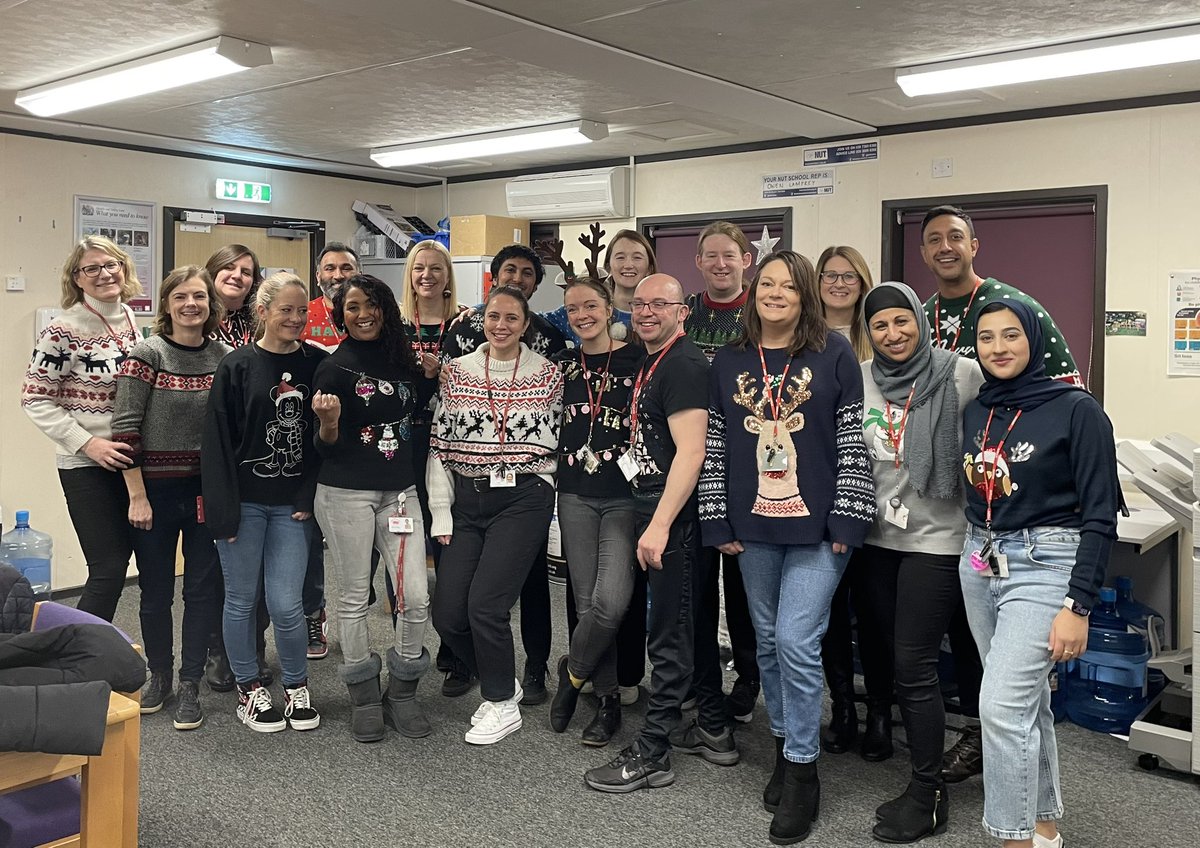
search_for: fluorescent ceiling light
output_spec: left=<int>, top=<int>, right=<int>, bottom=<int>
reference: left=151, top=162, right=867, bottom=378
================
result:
left=896, top=25, right=1200, bottom=97
left=371, top=120, right=608, bottom=168
left=16, top=36, right=272, bottom=116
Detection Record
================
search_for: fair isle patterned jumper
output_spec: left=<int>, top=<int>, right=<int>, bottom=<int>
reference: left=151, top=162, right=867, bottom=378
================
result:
left=22, top=294, right=141, bottom=469
left=699, top=334, right=876, bottom=549
left=684, top=289, right=748, bottom=361
left=426, top=342, right=564, bottom=537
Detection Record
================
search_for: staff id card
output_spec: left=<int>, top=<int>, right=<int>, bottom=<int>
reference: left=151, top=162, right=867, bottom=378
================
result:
left=490, top=467, right=517, bottom=488
left=617, top=451, right=639, bottom=482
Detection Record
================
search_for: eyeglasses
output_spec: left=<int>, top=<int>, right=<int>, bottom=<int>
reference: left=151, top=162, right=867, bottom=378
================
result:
left=77, top=260, right=123, bottom=278
left=630, top=299, right=684, bottom=313
left=820, top=271, right=861, bottom=286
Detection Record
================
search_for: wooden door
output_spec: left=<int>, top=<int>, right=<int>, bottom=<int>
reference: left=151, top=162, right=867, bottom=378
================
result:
left=173, top=222, right=313, bottom=288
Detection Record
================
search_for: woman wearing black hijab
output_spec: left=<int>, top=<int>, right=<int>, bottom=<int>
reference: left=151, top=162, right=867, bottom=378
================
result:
left=857, top=283, right=983, bottom=842
left=957, top=300, right=1119, bottom=848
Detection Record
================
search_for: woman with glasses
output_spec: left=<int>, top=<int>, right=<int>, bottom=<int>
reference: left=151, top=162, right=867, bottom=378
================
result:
left=814, top=246, right=894, bottom=761
left=22, top=236, right=144, bottom=621
left=700, top=250, right=875, bottom=844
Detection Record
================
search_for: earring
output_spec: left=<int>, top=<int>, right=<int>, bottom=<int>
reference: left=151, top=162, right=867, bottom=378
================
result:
left=443, top=289, right=451, bottom=298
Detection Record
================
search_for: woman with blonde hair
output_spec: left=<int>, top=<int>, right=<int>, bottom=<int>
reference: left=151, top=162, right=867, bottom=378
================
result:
left=816, top=246, right=874, bottom=361
left=21, top=235, right=143, bottom=621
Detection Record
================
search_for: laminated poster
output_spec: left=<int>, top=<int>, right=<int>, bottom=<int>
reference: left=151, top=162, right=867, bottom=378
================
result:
left=1167, top=270, right=1200, bottom=376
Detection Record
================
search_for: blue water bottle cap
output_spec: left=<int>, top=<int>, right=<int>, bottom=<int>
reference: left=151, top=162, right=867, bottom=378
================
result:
left=14, top=510, right=29, bottom=525
left=1098, top=586, right=1117, bottom=603
left=1114, top=575, right=1133, bottom=590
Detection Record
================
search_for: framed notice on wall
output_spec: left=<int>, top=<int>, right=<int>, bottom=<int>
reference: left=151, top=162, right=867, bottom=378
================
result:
left=75, top=195, right=156, bottom=313
left=1167, top=270, right=1200, bottom=376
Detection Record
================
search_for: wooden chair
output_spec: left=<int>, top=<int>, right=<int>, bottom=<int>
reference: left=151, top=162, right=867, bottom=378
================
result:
left=0, top=601, right=141, bottom=848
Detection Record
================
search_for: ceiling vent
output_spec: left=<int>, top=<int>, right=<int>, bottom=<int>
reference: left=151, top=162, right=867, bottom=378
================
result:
left=505, top=167, right=629, bottom=220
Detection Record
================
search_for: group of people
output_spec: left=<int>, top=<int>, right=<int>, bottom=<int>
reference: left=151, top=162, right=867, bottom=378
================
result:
left=20, top=206, right=1121, bottom=848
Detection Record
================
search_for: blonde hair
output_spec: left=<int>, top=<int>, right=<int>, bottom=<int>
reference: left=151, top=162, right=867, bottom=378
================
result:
left=816, top=245, right=875, bottom=362
left=153, top=265, right=223, bottom=338
left=400, top=240, right=458, bottom=322
left=252, top=272, right=308, bottom=341
left=696, top=221, right=751, bottom=257
left=60, top=236, right=143, bottom=309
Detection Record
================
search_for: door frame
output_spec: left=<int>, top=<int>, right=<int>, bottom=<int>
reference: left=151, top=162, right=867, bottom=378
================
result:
left=881, top=186, right=1108, bottom=398
left=638, top=207, right=794, bottom=253
left=162, top=206, right=327, bottom=291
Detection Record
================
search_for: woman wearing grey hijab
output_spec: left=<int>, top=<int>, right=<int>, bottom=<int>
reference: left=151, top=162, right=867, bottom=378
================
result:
left=859, top=282, right=984, bottom=843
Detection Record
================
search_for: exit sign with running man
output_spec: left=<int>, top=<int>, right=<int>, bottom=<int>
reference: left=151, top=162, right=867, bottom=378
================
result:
left=214, top=179, right=272, bottom=203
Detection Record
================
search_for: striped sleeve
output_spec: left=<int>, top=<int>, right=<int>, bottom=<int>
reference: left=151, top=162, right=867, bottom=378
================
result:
left=699, top=368, right=734, bottom=547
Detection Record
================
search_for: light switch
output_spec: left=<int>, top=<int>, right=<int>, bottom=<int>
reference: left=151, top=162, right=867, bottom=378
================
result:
left=6, top=275, right=26, bottom=292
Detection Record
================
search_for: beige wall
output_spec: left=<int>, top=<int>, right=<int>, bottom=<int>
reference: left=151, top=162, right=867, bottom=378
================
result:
left=0, top=133, right=417, bottom=589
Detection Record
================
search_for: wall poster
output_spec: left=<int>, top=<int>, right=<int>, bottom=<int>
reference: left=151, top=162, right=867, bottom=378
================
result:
left=1167, top=270, right=1200, bottom=376
left=75, top=195, right=156, bottom=313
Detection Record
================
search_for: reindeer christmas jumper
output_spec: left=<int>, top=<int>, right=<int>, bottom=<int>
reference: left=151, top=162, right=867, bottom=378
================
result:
left=699, top=331, right=875, bottom=549
left=22, top=293, right=141, bottom=468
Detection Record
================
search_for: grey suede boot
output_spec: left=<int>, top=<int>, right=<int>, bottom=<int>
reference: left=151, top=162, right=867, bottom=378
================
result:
left=383, top=646, right=432, bottom=738
left=340, top=653, right=384, bottom=743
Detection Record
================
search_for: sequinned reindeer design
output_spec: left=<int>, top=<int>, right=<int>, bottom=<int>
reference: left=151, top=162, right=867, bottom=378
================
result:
left=732, top=368, right=813, bottom=518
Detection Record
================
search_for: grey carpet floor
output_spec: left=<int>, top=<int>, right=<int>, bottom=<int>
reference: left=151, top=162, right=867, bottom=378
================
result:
left=103, top=566, right=1200, bottom=848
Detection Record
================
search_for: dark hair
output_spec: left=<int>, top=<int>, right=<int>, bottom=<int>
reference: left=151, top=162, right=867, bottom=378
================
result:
left=332, top=274, right=419, bottom=375
left=490, top=244, right=544, bottom=287
left=736, top=250, right=827, bottom=356
left=154, top=265, right=222, bottom=337
left=485, top=284, right=531, bottom=322
left=921, top=205, right=975, bottom=239
left=978, top=301, right=1012, bottom=318
left=317, top=241, right=360, bottom=267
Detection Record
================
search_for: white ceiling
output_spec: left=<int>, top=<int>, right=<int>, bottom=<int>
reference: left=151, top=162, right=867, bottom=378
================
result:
left=2, top=0, right=1199, bottom=185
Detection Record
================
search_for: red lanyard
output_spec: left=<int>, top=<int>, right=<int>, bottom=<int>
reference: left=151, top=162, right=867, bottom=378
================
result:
left=81, top=300, right=136, bottom=351
left=629, top=331, right=683, bottom=445
left=413, top=304, right=445, bottom=355
left=884, top=384, right=917, bottom=469
left=756, top=345, right=793, bottom=438
left=484, top=349, right=521, bottom=448
left=979, top=406, right=1023, bottom=526
left=933, top=280, right=981, bottom=351
left=581, top=338, right=614, bottom=420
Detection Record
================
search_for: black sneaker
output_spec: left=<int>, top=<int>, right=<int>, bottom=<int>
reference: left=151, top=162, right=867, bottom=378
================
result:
left=306, top=610, right=328, bottom=660
left=727, top=677, right=760, bottom=724
left=669, top=717, right=740, bottom=765
left=173, top=679, right=204, bottom=730
left=520, top=663, right=548, bottom=706
left=141, top=670, right=173, bottom=714
left=284, top=683, right=321, bottom=731
left=442, top=658, right=477, bottom=697
left=584, top=745, right=676, bottom=793
left=204, top=649, right=235, bottom=693
left=236, top=682, right=286, bottom=733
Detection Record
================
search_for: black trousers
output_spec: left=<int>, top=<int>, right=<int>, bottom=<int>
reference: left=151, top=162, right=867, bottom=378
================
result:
left=632, top=497, right=699, bottom=760
left=882, top=546, right=964, bottom=787
left=432, top=475, right=554, bottom=701
left=58, top=466, right=133, bottom=622
left=700, top=548, right=759, bottom=680
left=821, top=545, right=898, bottom=706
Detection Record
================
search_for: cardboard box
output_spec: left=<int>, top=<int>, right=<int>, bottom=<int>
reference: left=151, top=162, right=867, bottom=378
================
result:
left=450, top=215, right=529, bottom=257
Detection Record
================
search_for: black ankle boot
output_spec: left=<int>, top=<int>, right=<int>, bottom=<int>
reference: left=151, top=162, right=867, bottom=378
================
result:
left=872, top=780, right=948, bottom=843
left=763, top=735, right=786, bottom=812
left=861, top=703, right=894, bottom=762
left=823, top=700, right=858, bottom=754
left=204, top=648, right=234, bottom=693
left=581, top=694, right=621, bottom=747
left=769, top=759, right=819, bottom=845
left=549, top=656, right=581, bottom=733
left=940, top=724, right=983, bottom=783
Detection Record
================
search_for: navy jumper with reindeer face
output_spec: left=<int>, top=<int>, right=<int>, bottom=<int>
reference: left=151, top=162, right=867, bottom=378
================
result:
left=699, top=333, right=875, bottom=549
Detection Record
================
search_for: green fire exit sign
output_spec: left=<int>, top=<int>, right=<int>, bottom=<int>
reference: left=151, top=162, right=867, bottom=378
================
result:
left=215, top=179, right=272, bottom=203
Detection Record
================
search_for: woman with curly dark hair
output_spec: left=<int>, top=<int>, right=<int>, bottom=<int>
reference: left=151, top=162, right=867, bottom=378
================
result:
left=311, top=275, right=439, bottom=742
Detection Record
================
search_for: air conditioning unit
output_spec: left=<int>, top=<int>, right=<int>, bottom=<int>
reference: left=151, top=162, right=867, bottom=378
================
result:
left=505, top=167, right=629, bottom=220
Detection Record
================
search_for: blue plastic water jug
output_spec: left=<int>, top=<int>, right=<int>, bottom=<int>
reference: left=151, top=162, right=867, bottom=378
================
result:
left=1113, top=576, right=1167, bottom=695
left=1065, top=588, right=1149, bottom=734
left=1, top=510, right=53, bottom=601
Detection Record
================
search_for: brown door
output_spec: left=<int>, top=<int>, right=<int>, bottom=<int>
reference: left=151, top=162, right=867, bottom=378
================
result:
left=173, top=222, right=313, bottom=287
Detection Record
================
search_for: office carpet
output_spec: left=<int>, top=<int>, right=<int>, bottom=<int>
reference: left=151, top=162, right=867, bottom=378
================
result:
left=105, top=569, right=1200, bottom=848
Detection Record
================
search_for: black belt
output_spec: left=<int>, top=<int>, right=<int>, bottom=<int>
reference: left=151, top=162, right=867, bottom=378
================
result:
left=458, top=473, right=539, bottom=492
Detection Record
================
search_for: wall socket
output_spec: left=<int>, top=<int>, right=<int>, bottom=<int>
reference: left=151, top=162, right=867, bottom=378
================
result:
left=6, top=275, right=26, bottom=292
left=932, top=158, right=954, bottom=179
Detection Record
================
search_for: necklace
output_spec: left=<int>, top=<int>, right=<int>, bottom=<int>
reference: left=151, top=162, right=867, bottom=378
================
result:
left=412, top=304, right=446, bottom=355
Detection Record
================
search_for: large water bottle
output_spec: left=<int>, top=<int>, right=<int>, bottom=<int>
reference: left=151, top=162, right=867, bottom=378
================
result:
left=1113, top=576, right=1167, bottom=696
left=0, top=510, right=53, bottom=601
left=1065, top=588, right=1150, bottom=734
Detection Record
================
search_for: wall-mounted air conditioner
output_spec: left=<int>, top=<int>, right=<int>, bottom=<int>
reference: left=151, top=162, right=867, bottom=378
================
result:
left=505, top=167, right=629, bottom=220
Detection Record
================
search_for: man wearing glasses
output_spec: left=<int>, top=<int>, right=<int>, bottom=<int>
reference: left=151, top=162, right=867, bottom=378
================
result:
left=918, top=205, right=1083, bottom=785
left=585, top=273, right=709, bottom=793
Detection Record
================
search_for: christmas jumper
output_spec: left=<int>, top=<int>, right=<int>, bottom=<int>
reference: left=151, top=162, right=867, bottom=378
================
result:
left=302, top=296, right=345, bottom=351
left=543, top=304, right=633, bottom=345
left=684, top=289, right=748, bottom=361
left=700, top=333, right=876, bottom=549
left=21, top=294, right=141, bottom=469
left=200, top=342, right=327, bottom=539
left=111, top=334, right=232, bottom=478
left=441, top=308, right=567, bottom=362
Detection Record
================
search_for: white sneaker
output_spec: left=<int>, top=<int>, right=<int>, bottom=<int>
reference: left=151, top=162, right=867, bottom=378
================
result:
left=465, top=700, right=522, bottom=745
left=470, top=679, right=523, bottom=726
left=1032, top=834, right=1063, bottom=848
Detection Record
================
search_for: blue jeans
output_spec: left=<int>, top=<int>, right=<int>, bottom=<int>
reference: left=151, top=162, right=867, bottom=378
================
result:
left=216, top=503, right=312, bottom=688
left=959, top=524, right=1073, bottom=840
left=739, top=541, right=849, bottom=763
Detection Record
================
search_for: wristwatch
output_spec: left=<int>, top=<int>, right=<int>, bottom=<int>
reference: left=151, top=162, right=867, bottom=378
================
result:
left=1063, top=596, right=1091, bottom=617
